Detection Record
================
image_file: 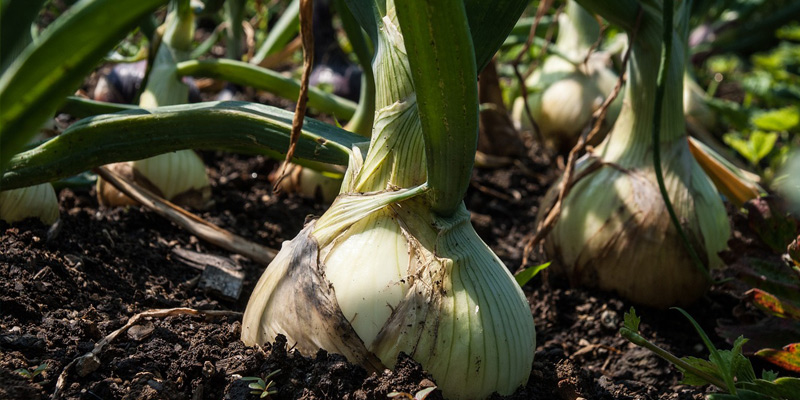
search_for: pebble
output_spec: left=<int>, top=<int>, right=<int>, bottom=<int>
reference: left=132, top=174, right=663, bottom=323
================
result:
left=76, top=354, right=101, bottom=377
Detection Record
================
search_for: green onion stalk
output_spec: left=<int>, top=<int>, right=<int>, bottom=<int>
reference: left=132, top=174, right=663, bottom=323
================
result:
left=0, top=17, right=60, bottom=225
left=98, top=0, right=210, bottom=208
left=538, top=0, right=730, bottom=308
left=241, top=1, right=535, bottom=398
left=512, top=0, right=621, bottom=151
left=683, top=71, right=716, bottom=132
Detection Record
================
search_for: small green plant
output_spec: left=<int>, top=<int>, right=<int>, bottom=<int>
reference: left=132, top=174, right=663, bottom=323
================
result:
left=240, top=369, right=280, bottom=399
left=515, top=261, right=551, bottom=287
left=14, top=362, right=47, bottom=380
left=387, top=386, right=437, bottom=400
left=620, top=308, right=800, bottom=400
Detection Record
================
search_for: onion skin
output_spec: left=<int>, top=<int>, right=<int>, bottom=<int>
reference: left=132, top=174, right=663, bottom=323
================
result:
left=0, top=183, right=59, bottom=225
left=97, top=151, right=211, bottom=209
left=242, top=199, right=535, bottom=399
left=540, top=148, right=725, bottom=307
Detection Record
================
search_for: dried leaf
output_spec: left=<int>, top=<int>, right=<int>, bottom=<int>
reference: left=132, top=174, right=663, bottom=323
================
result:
left=747, top=289, right=800, bottom=319
left=756, top=343, right=800, bottom=373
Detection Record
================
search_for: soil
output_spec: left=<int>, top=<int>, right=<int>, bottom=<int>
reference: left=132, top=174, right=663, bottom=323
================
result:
left=4, top=136, right=792, bottom=400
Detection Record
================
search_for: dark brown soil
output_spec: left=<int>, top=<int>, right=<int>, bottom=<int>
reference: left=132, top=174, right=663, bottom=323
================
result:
left=3, top=142, right=777, bottom=400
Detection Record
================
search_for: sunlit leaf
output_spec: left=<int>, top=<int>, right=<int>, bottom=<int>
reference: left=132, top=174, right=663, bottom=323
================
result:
left=752, top=131, right=779, bottom=162
left=0, top=0, right=169, bottom=170
left=742, top=71, right=773, bottom=97
left=751, top=107, right=800, bottom=132
left=776, top=22, right=800, bottom=41
left=514, top=262, right=550, bottom=287
left=724, top=133, right=755, bottom=164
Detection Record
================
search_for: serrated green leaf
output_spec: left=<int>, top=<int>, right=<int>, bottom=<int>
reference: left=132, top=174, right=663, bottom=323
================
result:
left=762, top=370, right=779, bottom=381
left=730, top=337, right=757, bottom=383
left=623, top=307, right=640, bottom=331
left=751, top=107, right=800, bottom=132
left=674, top=308, right=738, bottom=394
left=680, top=356, right=722, bottom=386
left=732, top=353, right=758, bottom=383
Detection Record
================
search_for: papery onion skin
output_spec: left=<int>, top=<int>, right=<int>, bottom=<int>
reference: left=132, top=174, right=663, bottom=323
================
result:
left=132, top=150, right=211, bottom=207
left=242, top=199, right=535, bottom=400
left=541, top=146, right=728, bottom=307
left=0, top=183, right=59, bottom=225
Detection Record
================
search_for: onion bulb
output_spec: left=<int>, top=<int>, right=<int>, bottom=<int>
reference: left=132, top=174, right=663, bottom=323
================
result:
left=0, top=183, right=59, bottom=225
left=242, top=6, right=535, bottom=399
left=272, top=162, right=342, bottom=204
left=96, top=2, right=210, bottom=209
left=539, top=2, right=730, bottom=308
left=512, top=1, right=621, bottom=151
left=97, top=151, right=210, bottom=209
left=243, top=167, right=535, bottom=400
left=132, top=151, right=210, bottom=206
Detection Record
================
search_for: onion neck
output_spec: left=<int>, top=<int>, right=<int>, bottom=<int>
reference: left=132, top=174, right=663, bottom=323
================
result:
left=163, top=0, right=194, bottom=53
left=140, top=0, right=194, bottom=108
left=595, top=16, right=687, bottom=166
left=349, top=4, right=427, bottom=193
left=557, top=1, right=601, bottom=62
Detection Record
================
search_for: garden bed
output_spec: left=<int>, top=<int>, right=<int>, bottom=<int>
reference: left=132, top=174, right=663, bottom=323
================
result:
left=1, top=145, right=769, bottom=400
